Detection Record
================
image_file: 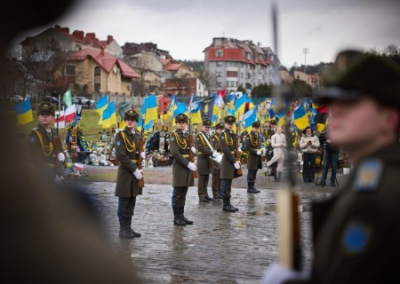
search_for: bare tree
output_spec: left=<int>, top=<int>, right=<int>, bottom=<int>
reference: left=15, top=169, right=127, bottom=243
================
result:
left=197, top=70, right=213, bottom=91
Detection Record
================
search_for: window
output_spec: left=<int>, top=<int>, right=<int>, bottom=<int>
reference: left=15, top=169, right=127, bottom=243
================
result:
left=217, top=82, right=222, bottom=88
left=226, top=71, right=238, bottom=77
left=216, top=61, right=223, bottom=67
left=94, top=66, right=101, bottom=92
left=65, top=65, right=76, bottom=75
left=215, top=49, right=224, bottom=57
left=247, top=73, right=251, bottom=79
left=241, top=73, right=243, bottom=79
left=247, top=52, right=251, bottom=59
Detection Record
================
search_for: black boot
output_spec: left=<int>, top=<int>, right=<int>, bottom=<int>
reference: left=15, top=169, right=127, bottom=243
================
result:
left=222, top=197, right=236, bottom=212
left=119, top=220, right=135, bottom=238
left=127, top=218, right=141, bottom=237
left=181, top=207, right=193, bottom=225
left=247, top=182, right=260, bottom=193
left=173, top=207, right=186, bottom=226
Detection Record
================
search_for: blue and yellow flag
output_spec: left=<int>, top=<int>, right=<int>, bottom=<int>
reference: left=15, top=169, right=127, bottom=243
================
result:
left=190, top=100, right=202, bottom=125
left=243, top=107, right=258, bottom=133
left=138, top=119, right=153, bottom=133
left=173, top=102, right=188, bottom=118
left=293, top=105, right=310, bottom=130
left=141, top=95, right=158, bottom=123
left=199, top=98, right=214, bottom=120
left=15, top=99, right=33, bottom=125
left=102, top=101, right=117, bottom=129
left=234, top=93, right=246, bottom=117
left=96, top=95, right=108, bottom=124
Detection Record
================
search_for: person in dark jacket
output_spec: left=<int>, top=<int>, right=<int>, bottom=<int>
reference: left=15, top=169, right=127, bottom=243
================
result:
left=262, top=50, right=400, bottom=284
left=318, top=125, right=340, bottom=187
left=211, top=122, right=224, bottom=199
left=114, top=110, right=144, bottom=238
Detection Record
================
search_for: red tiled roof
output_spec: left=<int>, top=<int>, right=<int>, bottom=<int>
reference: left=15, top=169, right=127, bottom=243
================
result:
left=165, top=63, right=182, bottom=71
left=69, top=48, right=139, bottom=78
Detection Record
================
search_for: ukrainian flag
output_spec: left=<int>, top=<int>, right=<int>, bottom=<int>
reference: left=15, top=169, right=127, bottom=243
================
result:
left=173, top=102, right=188, bottom=118
left=102, top=101, right=117, bottom=129
left=293, top=105, right=310, bottom=131
left=138, top=119, right=153, bottom=133
left=96, top=95, right=108, bottom=124
left=234, top=93, right=246, bottom=117
left=190, top=100, right=202, bottom=125
left=141, top=95, right=158, bottom=123
left=15, top=99, right=33, bottom=125
left=243, top=107, right=258, bottom=133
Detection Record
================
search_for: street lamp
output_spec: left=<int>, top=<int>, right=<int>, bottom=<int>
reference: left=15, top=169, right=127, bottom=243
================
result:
left=303, top=48, right=308, bottom=73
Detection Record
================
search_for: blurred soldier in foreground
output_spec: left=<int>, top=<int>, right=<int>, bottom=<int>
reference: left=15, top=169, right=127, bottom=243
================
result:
left=27, top=102, right=65, bottom=183
left=170, top=113, right=196, bottom=225
left=262, top=50, right=400, bottom=284
left=211, top=122, right=224, bottom=199
left=1, top=0, right=140, bottom=282
left=114, top=110, right=144, bottom=238
left=245, top=121, right=263, bottom=193
left=195, top=118, right=218, bottom=202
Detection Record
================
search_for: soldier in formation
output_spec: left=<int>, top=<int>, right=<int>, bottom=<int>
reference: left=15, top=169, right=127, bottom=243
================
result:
left=27, top=101, right=65, bottom=183
left=245, top=121, right=264, bottom=193
left=210, top=122, right=224, bottom=199
left=195, top=118, right=218, bottom=202
left=220, top=115, right=242, bottom=212
left=114, top=110, right=145, bottom=238
left=169, top=113, right=197, bottom=225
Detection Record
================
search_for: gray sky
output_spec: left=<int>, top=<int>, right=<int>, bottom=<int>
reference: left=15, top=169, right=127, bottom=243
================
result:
left=14, top=0, right=400, bottom=68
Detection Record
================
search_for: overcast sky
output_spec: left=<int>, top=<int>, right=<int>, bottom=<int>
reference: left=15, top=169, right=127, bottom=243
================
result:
left=14, top=0, right=400, bottom=68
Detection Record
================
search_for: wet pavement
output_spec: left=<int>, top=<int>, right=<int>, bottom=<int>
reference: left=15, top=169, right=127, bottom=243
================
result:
left=70, top=167, right=345, bottom=283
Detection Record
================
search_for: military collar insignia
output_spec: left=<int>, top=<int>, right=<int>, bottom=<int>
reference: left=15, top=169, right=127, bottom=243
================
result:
left=342, top=221, right=371, bottom=254
left=353, top=158, right=383, bottom=192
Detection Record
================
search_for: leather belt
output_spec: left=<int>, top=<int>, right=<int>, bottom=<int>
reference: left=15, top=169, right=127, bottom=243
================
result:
left=130, top=159, right=138, bottom=163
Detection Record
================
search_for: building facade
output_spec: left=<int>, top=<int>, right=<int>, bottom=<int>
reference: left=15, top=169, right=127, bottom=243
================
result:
left=203, top=37, right=279, bottom=94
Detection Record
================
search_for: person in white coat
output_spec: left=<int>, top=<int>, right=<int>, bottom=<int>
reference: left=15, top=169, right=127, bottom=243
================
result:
left=266, top=126, right=286, bottom=182
left=299, top=126, right=320, bottom=183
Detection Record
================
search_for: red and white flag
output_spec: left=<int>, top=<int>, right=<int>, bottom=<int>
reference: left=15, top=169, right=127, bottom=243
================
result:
left=54, top=111, right=66, bottom=129
left=64, top=104, right=76, bottom=122
left=216, top=89, right=226, bottom=98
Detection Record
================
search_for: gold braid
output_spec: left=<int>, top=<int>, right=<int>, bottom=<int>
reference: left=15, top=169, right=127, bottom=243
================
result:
left=223, top=132, right=234, bottom=146
left=121, top=132, right=136, bottom=153
left=35, top=130, right=54, bottom=156
left=173, top=132, right=188, bottom=150
left=249, top=133, right=259, bottom=147
left=198, top=133, right=210, bottom=149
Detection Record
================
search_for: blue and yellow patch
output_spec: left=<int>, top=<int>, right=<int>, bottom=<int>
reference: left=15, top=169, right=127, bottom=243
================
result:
left=116, top=141, right=121, bottom=146
left=171, top=137, right=174, bottom=142
left=342, top=222, right=371, bottom=254
left=221, top=135, right=224, bottom=140
left=353, top=159, right=383, bottom=192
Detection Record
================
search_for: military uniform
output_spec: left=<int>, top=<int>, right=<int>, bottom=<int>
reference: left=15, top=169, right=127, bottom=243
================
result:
left=266, top=52, right=400, bottom=283
left=195, top=119, right=214, bottom=202
left=170, top=113, right=195, bottom=225
left=115, top=110, right=142, bottom=238
left=27, top=102, right=63, bottom=181
left=246, top=121, right=263, bottom=193
left=220, top=115, right=241, bottom=212
left=211, top=122, right=224, bottom=199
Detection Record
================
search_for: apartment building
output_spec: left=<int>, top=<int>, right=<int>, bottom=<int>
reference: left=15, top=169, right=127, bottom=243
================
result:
left=203, top=37, right=279, bottom=93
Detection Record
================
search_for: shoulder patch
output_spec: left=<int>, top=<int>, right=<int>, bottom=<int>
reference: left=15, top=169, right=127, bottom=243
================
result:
left=116, top=141, right=121, bottom=146
left=30, top=136, right=36, bottom=143
left=221, top=135, right=224, bottom=140
left=342, top=222, right=371, bottom=254
left=171, top=137, right=175, bottom=142
left=354, top=159, right=383, bottom=192
left=246, top=137, right=249, bottom=141
left=196, top=137, right=200, bottom=141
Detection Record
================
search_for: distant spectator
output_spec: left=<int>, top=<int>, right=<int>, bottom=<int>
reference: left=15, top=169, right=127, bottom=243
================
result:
left=299, top=126, right=320, bottom=183
left=318, top=125, right=340, bottom=186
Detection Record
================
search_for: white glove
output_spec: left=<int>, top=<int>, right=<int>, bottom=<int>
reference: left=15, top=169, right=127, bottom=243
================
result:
left=212, top=150, right=217, bottom=158
left=57, top=152, right=65, bottom=162
left=238, top=147, right=242, bottom=153
left=191, top=146, right=197, bottom=154
left=257, top=151, right=261, bottom=156
left=233, top=162, right=240, bottom=169
left=261, top=263, right=310, bottom=284
left=140, top=152, right=146, bottom=159
left=187, top=162, right=197, bottom=171
left=133, top=169, right=143, bottom=180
